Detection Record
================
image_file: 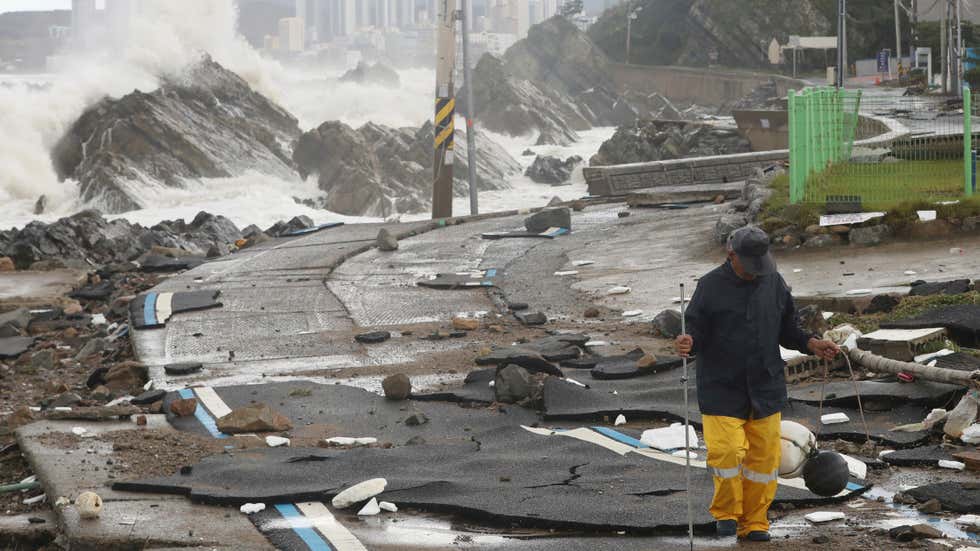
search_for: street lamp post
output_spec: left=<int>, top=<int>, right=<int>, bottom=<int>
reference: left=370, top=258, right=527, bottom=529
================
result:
left=836, top=0, right=847, bottom=87
left=625, top=4, right=641, bottom=64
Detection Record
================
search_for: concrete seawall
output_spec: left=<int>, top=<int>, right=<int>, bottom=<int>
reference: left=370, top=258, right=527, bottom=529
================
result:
left=608, top=63, right=806, bottom=107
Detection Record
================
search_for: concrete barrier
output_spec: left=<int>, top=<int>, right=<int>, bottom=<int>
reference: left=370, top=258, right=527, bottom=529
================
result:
left=608, top=64, right=806, bottom=107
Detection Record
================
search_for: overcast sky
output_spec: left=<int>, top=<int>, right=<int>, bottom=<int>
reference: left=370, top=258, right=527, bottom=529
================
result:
left=0, top=1, right=73, bottom=15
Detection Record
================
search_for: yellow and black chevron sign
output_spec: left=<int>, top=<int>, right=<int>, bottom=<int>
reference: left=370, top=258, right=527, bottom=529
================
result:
left=434, top=97, right=455, bottom=150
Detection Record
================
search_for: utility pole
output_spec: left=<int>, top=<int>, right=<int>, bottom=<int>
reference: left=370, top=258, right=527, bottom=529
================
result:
left=459, top=0, right=478, bottom=214
left=956, top=0, right=963, bottom=96
left=911, top=0, right=918, bottom=61
left=432, top=0, right=457, bottom=219
left=625, top=2, right=641, bottom=64
left=941, top=0, right=948, bottom=94
left=836, top=0, right=846, bottom=87
left=894, top=0, right=902, bottom=72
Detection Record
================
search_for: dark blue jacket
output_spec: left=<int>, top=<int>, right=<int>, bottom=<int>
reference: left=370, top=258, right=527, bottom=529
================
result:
left=685, top=261, right=814, bottom=420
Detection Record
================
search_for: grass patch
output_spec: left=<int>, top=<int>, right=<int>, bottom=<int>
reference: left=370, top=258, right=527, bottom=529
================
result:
left=805, top=159, right=964, bottom=211
left=288, top=388, right=313, bottom=398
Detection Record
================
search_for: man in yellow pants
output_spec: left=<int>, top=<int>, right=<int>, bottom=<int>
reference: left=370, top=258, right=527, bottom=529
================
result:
left=675, top=227, right=838, bottom=541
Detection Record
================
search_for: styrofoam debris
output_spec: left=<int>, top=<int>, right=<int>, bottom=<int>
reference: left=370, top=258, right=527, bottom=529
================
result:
left=28, top=407, right=41, bottom=412
left=379, top=501, right=398, bottom=513
left=143, top=380, right=154, bottom=391
left=564, top=378, right=587, bottom=388
left=962, top=424, right=980, bottom=444
left=821, top=412, right=850, bottom=425
left=640, top=423, right=699, bottom=451
left=71, top=427, right=88, bottom=437
left=572, top=260, right=595, bottom=267
left=488, top=380, right=495, bottom=388
left=822, top=312, right=834, bottom=320
left=20, top=475, right=36, bottom=485
left=614, top=414, right=627, bottom=426
left=840, top=454, right=867, bottom=480
left=904, top=270, right=917, bottom=276
left=22, top=494, right=46, bottom=505
left=878, top=449, right=895, bottom=458
left=325, top=437, right=378, bottom=447
left=90, top=313, right=107, bottom=325
left=54, top=496, right=70, bottom=507
left=914, top=348, right=956, bottom=363
left=607, top=286, right=631, bottom=295
left=955, top=515, right=980, bottom=528
left=265, top=436, right=290, bottom=448
left=53, top=407, right=72, bottom=412
left=554, top=271, right=579, bottom=276
left=938, top=460, right=966, bottom=471
left=240, top=503, right=266, bottom=514
left=357, top=498, right=381, bottom=516
left=332, top=478, right=387, bottom=509
left=845, top=289, right=872, bottom=296
left=585, top=341, right=609, bottom=347
left=917, top=210, right=937, bottom=221
left=805, top=511, right=846, bottom=523
left=622, top=310, right=643, bottom=317
left=793, top=269, right=803, bottom=273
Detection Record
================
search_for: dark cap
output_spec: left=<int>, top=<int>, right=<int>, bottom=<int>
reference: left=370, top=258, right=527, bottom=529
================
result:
left=728, top=226, right=776, bottom=276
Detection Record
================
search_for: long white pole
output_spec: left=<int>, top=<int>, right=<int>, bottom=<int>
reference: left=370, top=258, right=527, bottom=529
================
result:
left=680, top=283, right=694, bottom=551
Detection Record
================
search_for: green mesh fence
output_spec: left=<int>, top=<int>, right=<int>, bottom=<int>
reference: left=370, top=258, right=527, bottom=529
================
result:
left=789, top=86, right=975, bottom=209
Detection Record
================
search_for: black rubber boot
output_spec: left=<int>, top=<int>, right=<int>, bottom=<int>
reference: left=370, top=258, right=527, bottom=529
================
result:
left=746, top=530, right=771, bottom=542
left=716, top=519, right=737, bottom=537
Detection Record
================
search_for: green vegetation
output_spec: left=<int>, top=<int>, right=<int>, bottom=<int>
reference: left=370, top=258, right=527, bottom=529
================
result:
left=805, top=160, right=965, bottom=210
left=829, top=292, right=980, bottom=334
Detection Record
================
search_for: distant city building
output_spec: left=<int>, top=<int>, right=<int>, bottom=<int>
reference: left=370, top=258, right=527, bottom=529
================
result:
left=71, top=0, right=97, bottom=49
left=279, top=17, right=306, bottom=52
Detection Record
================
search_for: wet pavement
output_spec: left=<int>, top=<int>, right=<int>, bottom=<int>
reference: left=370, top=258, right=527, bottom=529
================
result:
left=21, top=201, right=980, bottom=550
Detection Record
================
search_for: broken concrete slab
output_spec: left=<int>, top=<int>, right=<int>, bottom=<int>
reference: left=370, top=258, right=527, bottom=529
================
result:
left=882, top=305, right=980, bottom=347
left=515, top=311, right=548, bottom=326
left=905, top=481, right=980, bottom=513
left=216, top=404, right=292, bottom=434
left=934, top=351, right=980, bottom=373
left=856, top=327, right=949, bottom=362
left=0, top=336, right=33, bottom=359
left=561, top=357, right=599, bottom=370
left=164, top=362, right=203, bottom=376
left=781, top=402, right=933, bottom=447
left=475, top=347, right=563, bottom=376
left=116, top=425, right=862, bottom=534
left=524, top=208, right=571, bottom=233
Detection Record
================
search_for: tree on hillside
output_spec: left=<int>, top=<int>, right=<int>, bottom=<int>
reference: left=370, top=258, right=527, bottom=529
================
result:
left=560, top=0, right=584, bottom=18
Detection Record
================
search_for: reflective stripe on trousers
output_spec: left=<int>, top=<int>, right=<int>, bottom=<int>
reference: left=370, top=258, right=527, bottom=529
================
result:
left=702, top=412, right=782, bottom=536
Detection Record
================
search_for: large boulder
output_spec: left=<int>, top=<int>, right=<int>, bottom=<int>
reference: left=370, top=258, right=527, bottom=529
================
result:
left=525, top=155, right=583, bottom=185
left=216, top=403, right=292, bottom=434
left=51, top=55, right=300, bottom=214
left=525, top=208, right=571, bottom=232
left=591, top=120, right=752, bottom=166
left=494, top=364, right=532, bottom=404
left=713, top=213, right=749, bottom=244
left=850, top=224, right=892, bottom=246
left=293, top=120, right=519, bottom=217
left=338, top=61, right=400, bottom=87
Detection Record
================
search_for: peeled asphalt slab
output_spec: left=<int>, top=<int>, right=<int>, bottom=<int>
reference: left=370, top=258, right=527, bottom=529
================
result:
left=906, top=481, right=980, bottom=513
left=882, top=304, right=980, bottom=347
left=881, top=445, right=957, bottom=467
left=787, top=379, right=965, bottom=410
left=116, top=424, right=864, bottom=534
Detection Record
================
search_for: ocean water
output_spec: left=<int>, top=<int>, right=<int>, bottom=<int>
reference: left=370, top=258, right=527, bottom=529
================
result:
left=0, top=0, right=613, bottom=232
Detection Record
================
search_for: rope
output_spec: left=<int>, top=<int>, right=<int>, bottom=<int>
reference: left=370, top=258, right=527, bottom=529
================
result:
left=815, top=351, right=871, bottom=444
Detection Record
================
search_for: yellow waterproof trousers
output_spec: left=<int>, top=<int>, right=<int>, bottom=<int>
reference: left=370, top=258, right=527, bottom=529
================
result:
left=702, top=412, right=781, bottom=536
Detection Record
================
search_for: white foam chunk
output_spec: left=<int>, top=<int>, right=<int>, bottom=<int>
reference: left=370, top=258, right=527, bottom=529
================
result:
left=325, top=437, right=378, bottom=446
left=614, top=414, right=627, bottom=426
left=622, top=310, right=643, bottom=317
left=91, top=314, right=107, bottom=325
left=962, top=424, right=980, bottom=444
left=71, top=427, right=88, bottom=436
left=265, top=436, right=290, bottom=448
left=640, top=423, right=698, bottom=451
left=585, top=341, right=609, bottom=347
left=839, top=454, right=867, bottom=480
left=955, top=514, right=980, bottom=528
left=554, top=271, right=579, bottom=276
left=572, top=260, right=595, bottom=267
left=821, top=412, right=850, bottom=425
left=938, top=460, right=966, bottom=471
left=22, top=494, right=45, bottom=505
left=607, top=286, right=631, bottom=295
left=379, top=501, right=398, bottom=513
left=332, top=478, right=387, bottom=509
left=822, top=312, right=835, bottom=320
left=805, top=511, right=845, bottom=523
left=240, top=503, right=266, bottom=514
left=357, top=498, right=381, bottom=516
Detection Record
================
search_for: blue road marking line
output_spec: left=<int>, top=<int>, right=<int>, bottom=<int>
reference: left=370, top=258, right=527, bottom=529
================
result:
left=485, top=268, right=497, bottom=278
left=592, top=427, right=649, bottom=448
left=274, top=504, right=333, bottom=551
left=845, top=481, right=863, bottom=491
left=142, top=293, right=158, bottom=327
left=178, top=388, right=228, bottom=439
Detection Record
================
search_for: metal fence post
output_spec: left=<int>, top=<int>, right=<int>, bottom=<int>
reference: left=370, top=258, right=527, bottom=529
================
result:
left=965, top=86, right=974, bottom=197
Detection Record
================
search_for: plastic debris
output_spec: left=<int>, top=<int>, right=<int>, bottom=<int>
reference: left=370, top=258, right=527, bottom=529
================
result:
left=878, top=450, right=895, bottom=458
left=914, top=348, right=956, bottom=363
left=332, top=478, right=387, bottom=509
left=955, top=515, right=980, bottom=529
left=240, top=503, right=266, bottom=514
left=91, top=314, right=107, bottom=325
left=325, top=437, right=378, bottom=447
left=564, top=378, right=587, bottom=388
left=22, top=494, right=45, bottom=505
left=585, top=341, right=609, bottom=347
left=822, top=312, right=834, bottom=320
left=357, top=498, right=381, bottom=516
left=821, top=412, right=850, bottom=425
left=379, top=501, right=398, bottom=513
left=945, top=391, right=979, bottom=439
left=904, top=270, right=917, bottom=276
left=793, top=269, right=803, bottom=273
left=614, top=414, right=627, bottom=426
left=845, top=289, right=872, bottom=296
left=607, top=286, right=631, bottom=295
left=265, top=436, right=290, bottom=448
left=76, top=492, right=103, bottom=519
left=938, top=460, right=966, bottom=471
left=622, top=310, right=643, bottom=317
left=805, top=511, right=845, bottom=523
left=572, top=260, right=595, bottom=267
left=554, top=271, right=579, bottom=276
left=824, top=324, right=862, bottom=350
left=71, top=427, right=88, bottom=437
left=54, top=496, right=70, bottom=507
left=917, top=210, right=937, bottom=221
left=640, top=423, right=699, bottom=451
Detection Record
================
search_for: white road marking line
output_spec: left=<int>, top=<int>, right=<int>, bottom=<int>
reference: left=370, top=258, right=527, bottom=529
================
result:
left=294, top=501, right=368, bottom=551
left=156, top=292, right=174, bottom=324
left=193, top=386, right=232, bottom=419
